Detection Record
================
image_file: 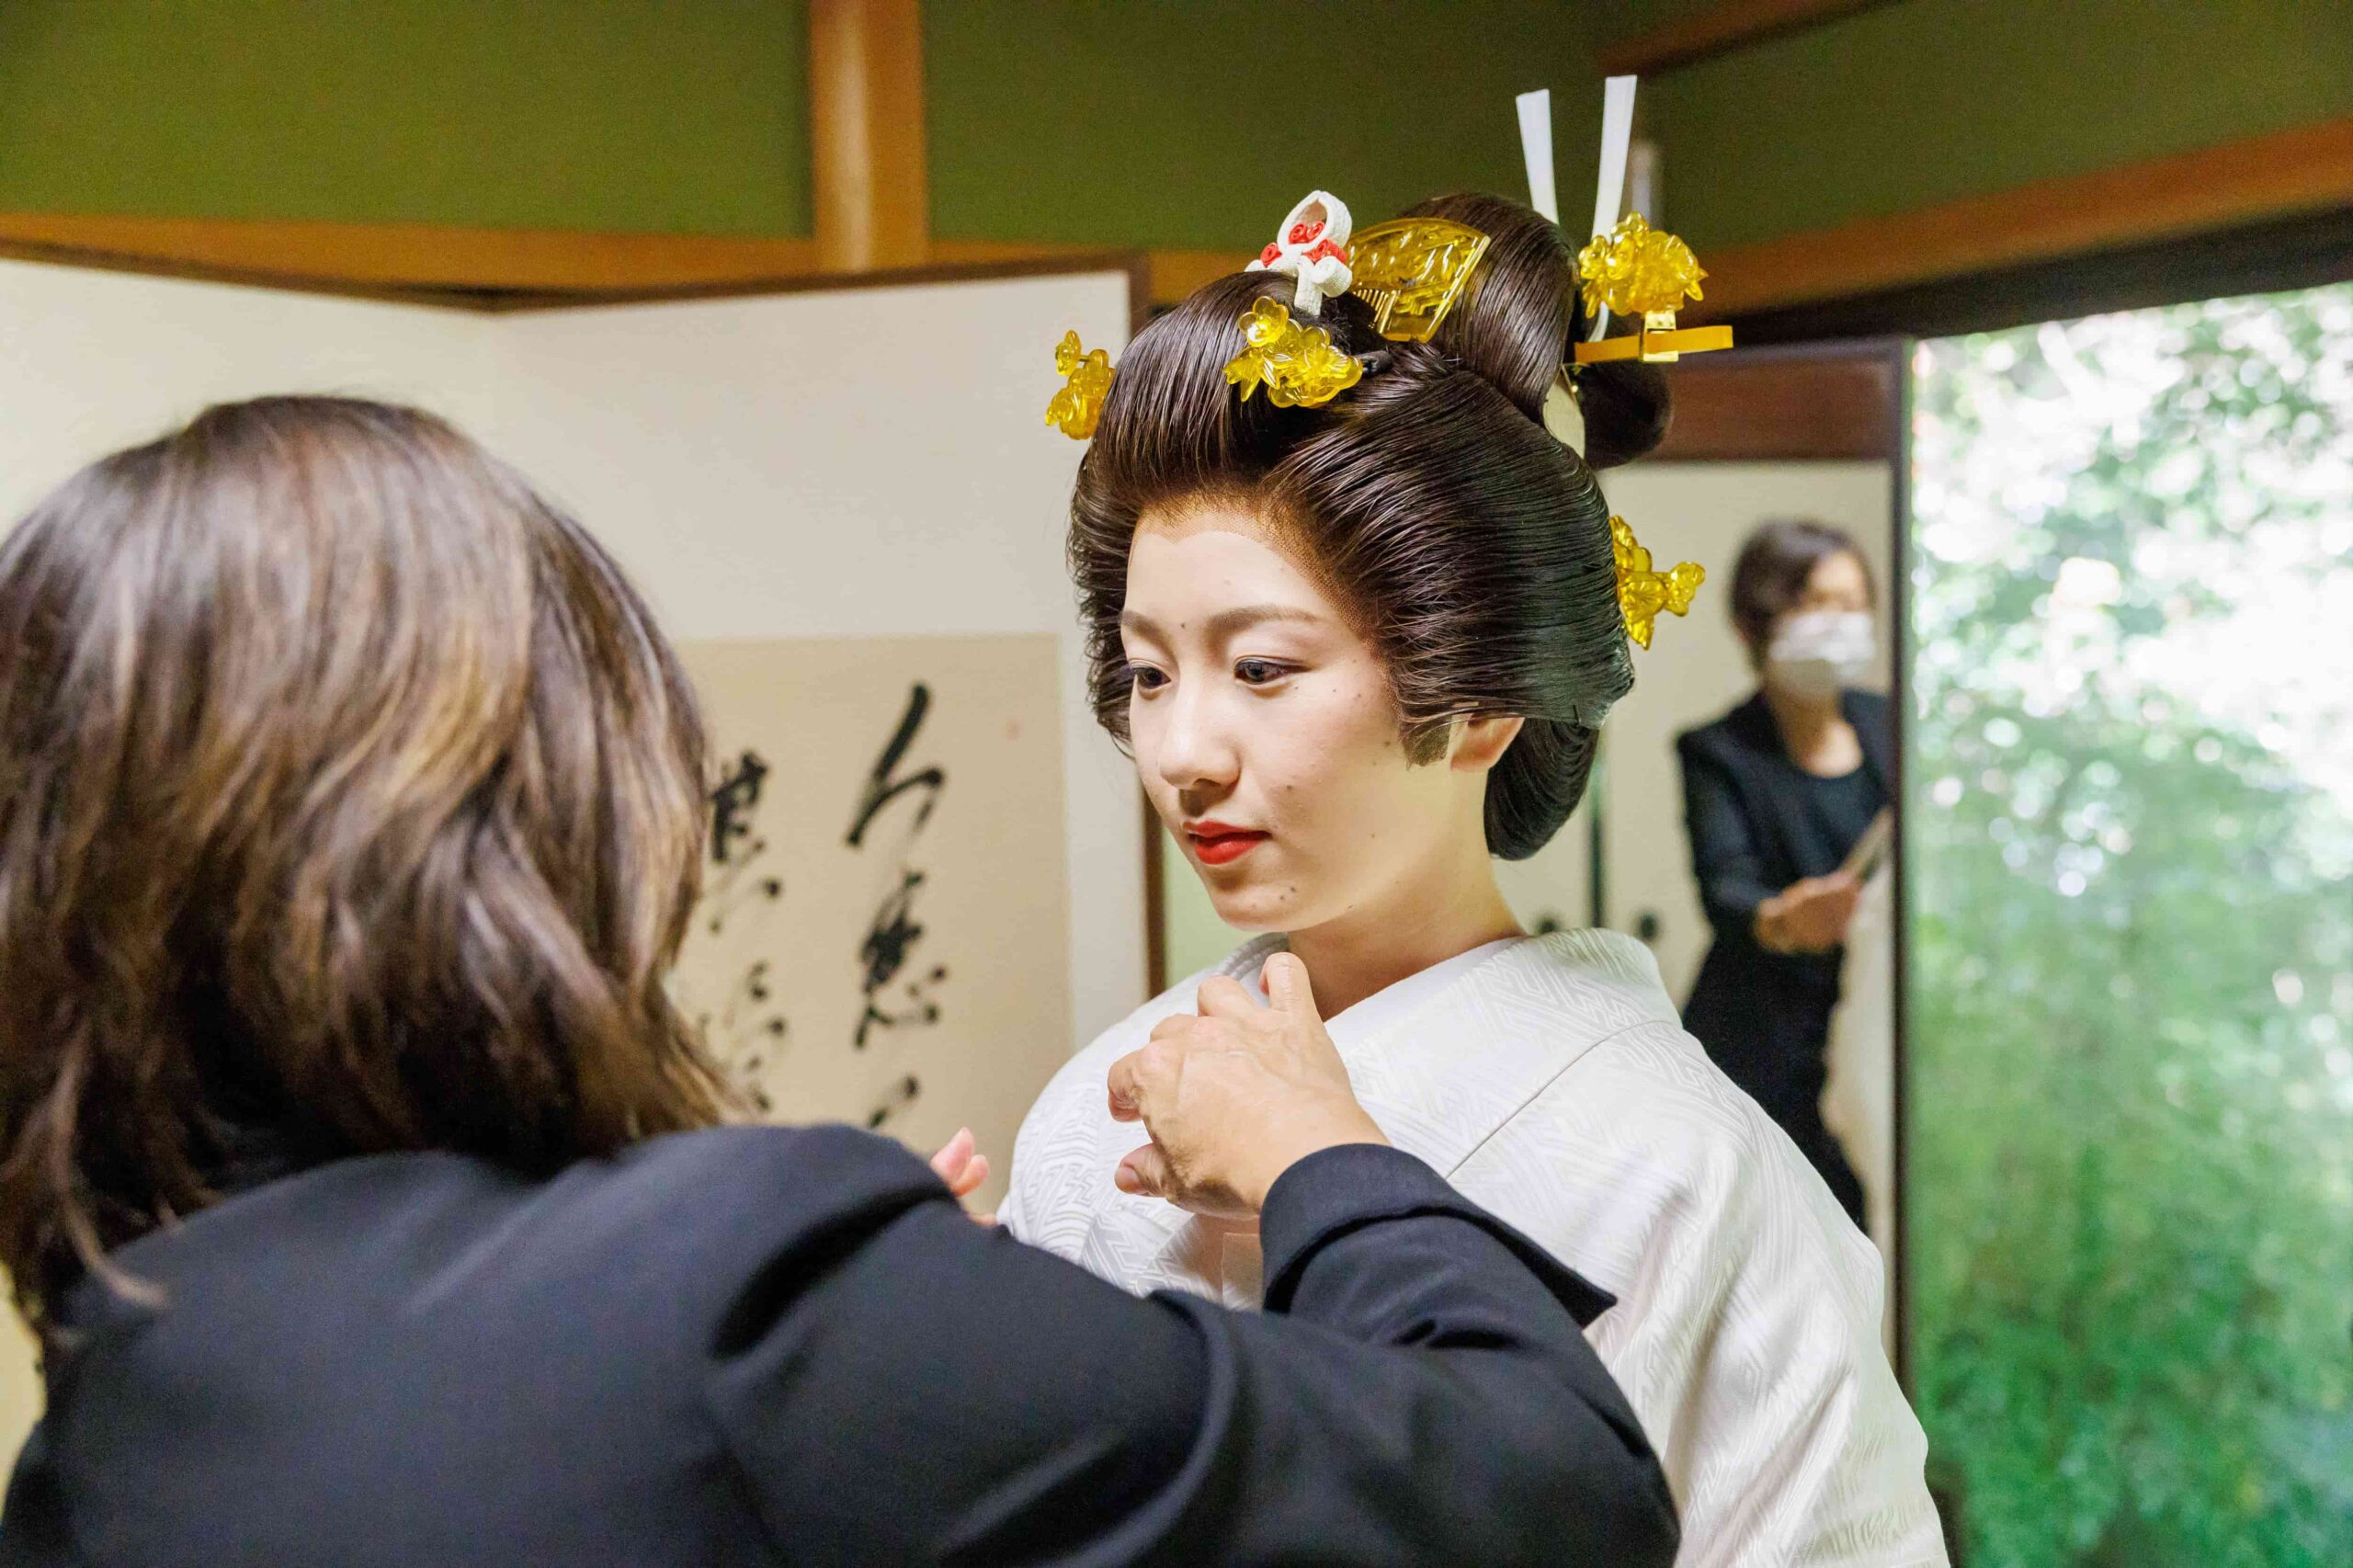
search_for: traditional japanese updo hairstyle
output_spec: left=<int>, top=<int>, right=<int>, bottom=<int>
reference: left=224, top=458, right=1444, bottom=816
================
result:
left=1069, top=191, right=1671, bottom=859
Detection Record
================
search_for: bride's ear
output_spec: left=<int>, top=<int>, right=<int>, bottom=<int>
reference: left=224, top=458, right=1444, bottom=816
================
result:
left=1448, top=713, right=1525, bottom=774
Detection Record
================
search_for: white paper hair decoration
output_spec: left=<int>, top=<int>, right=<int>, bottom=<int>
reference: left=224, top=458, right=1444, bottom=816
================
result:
left=1246, top=191, right=1355, bottom=318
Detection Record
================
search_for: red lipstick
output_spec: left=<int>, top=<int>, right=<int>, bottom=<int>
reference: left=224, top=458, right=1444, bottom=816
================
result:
left=1185, top=820, right=1268, bottom=867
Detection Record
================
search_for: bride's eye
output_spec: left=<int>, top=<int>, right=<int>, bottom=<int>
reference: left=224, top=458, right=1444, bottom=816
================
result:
left=1127, top=662, right=1170, bottom=693
left=1233, top=658, right=1291, bottom=686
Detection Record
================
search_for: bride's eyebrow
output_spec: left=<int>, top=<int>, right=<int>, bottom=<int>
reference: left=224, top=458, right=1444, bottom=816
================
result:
left=1120, top=605, right=1325, bottom=642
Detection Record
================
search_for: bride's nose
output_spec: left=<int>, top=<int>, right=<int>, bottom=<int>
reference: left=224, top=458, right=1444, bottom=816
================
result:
left=1155, top=679, right=1241, bottom=795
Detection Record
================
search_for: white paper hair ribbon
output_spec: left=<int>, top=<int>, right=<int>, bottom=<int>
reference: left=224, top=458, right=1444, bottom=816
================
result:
left=1587, top=74, right=1638, bottom=341
left=1515, top=89, right=1560, bottom=225
left=1245, top=191, right=1355, bottom=317
left=1523, top=88, right=1582, bottom=459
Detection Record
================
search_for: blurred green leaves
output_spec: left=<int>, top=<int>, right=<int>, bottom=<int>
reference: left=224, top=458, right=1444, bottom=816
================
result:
left=1908, top=284, right=2353, bottom=1567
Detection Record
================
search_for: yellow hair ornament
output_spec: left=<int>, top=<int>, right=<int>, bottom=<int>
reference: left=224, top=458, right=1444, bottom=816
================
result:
left=1223, top=297, right=1363, bottom=409
left=1348, top=217, right=1492, bottom=343
left=1045, top=329, right=1115, bottom=439
left=1573, top=213, right=1733, bottom=365
left=1612, top=514, right=1704, bottom=649
left=1577, top=211, right=1703, bottom=317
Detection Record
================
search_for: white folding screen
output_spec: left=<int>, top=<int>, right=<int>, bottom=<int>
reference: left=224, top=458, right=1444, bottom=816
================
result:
left=0, top=257, right=1143, bottom=1041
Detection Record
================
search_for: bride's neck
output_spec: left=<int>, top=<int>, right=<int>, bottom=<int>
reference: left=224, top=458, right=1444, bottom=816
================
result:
left=1284, top=838, right=1523, bottom=1020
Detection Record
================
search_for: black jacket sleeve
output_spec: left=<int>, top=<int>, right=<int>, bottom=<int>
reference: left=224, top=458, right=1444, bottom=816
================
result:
left=1679, top=729, right=1779, bottom=942
left=704, top=1141, right=1678, bottom=1568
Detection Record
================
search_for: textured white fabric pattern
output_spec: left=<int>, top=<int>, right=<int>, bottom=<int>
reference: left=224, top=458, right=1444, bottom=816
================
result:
left=1002, top=930, right=1948, bottom=1568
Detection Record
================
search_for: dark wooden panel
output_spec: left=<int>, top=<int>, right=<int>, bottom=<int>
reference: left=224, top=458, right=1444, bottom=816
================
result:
left=1596, top=0, right=1893, bottom=76
left=1648, top=340, right=1903, bottom=461
left=1731, top=205, right=2353, bottom=346
left=1696, top=119, right=2353, bottom=322
left=0, top=212, right=822, bottom=303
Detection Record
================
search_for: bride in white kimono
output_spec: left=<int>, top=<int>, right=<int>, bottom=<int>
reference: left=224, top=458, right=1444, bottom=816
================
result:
left=1006, top=192, right=1947, bottom=1568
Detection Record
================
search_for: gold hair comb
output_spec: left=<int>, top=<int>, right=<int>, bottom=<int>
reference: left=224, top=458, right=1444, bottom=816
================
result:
left=1045, top=329, right=1116, bottom=439
left=1347, top=218, right=1492, bottom=343
left=1573, top=214, right=1733, bottom=365
left=1612, top=514, right=1704, bottom=648
left=1224, top=298, right=1363, bottom=409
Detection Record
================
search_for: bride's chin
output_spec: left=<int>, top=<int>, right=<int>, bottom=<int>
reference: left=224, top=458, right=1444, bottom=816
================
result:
left=1199, top=879, right=1298, bottom=933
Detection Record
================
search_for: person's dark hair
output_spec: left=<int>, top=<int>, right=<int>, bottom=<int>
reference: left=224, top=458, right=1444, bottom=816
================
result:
left=1070, top=192, right=1670, bottom=860
left=0, top=396, right=727, bottom=1337
left=1727, top=517, right=1874, bottom=662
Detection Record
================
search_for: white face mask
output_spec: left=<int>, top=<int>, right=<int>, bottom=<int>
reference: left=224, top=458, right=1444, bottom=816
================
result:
left=1766, top=609, right=1874, bottom=700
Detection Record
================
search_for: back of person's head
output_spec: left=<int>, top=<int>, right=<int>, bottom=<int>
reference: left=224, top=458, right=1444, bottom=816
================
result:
left=0, top=395, right=724, bottom=1331
left=1069, top=192, right=1671, bottom=860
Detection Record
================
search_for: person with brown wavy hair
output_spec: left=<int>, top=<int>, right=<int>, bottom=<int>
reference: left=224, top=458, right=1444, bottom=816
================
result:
left=1002, top=194, right=1945, bottom=1567
left=0, top=396, right=726, bottom=1307
left=0, top=395, right=1678, bottom=1566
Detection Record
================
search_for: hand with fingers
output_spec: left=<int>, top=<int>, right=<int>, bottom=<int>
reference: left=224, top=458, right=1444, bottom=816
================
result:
left=928, top=1127, right=995, bottom=1225
left=1105, top=952, right=1388, bottom=1220
left=1755, top=869, right=1862, bottom=953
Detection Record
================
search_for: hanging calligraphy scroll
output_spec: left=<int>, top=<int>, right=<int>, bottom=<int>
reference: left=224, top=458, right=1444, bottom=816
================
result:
left=673, top=634, right=1070, bottom=1205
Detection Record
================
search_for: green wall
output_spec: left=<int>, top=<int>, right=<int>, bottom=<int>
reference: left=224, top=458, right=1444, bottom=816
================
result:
left=933, top=0, right=2353, bottom=254
left=1644, top=0, right=2353, bottom=247
left=0, top=0, right=812, bottom=235
left=0, top=3, right=2344, bottom=256
left=924, top=0, right=1600, bottom=249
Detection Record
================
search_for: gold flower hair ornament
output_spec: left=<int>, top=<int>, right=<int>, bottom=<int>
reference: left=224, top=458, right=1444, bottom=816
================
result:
left=1045, top=329, right=1116, bottom=439
left=1573, top=213, right=1734, bottom=365
left=1611, top=514, right=1704, bottom=649
left=1224, top=297, right=1363, bottom=409
left=1349, top=217, right=1492, bottom=342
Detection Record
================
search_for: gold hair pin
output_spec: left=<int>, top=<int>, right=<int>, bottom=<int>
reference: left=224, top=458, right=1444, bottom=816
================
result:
left=1224, top=298, right=1362, bottom=409
left=1573, top=213, right=1733, bottom=365
left=1612, top=514, right=1704, bottom=648
left=1045, top=329, right=1116, bottom=439
left=1348, top=218, right=1492, bottom=343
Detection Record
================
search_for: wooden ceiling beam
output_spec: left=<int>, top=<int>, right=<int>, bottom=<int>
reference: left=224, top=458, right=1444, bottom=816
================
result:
left=1596, top=0, right=1894, bottom=77
left=810, top=0, right=928, bottom=272
left=1694, top=118, right=2353, bottom=321
left=11, top=116, right=2337, bottom=328
left=0, top=211, right=822, bottom=301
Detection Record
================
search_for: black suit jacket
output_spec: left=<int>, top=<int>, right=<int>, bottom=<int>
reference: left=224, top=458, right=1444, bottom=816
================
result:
left=2, top=1125, right=1676, bottom=1567
left=1675, top=688, right=1892, bottom=1121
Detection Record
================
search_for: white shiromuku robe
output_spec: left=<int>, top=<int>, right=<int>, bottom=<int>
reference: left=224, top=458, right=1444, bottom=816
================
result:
left=1003, top=929, right=1948, bottom=1568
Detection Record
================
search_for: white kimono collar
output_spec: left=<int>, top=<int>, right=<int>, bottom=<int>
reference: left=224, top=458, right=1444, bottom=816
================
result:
left=1216, top=928, right=1680, bottom=1181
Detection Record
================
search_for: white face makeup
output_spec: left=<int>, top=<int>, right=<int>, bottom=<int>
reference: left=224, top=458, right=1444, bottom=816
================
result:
left=1120, top=503, right=1504, bottom=937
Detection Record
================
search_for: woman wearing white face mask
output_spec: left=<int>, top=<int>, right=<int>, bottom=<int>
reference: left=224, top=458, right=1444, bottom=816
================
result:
left=1676, top=519, right=1890, bottom=1223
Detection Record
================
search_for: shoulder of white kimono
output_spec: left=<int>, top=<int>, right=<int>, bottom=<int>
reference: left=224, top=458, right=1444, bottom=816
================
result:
left=1458, top=1015, right=1886, bottom=1310
left=1000, top=952, right=1250, bottom=1249
left=1456, top=1021, right=1939, bottom=1562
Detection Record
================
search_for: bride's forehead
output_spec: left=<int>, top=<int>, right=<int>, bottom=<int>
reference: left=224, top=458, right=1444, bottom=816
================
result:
left=1135, top=494, right=1279, bottom=545
left=1131, top=504, right=1322, bottom=588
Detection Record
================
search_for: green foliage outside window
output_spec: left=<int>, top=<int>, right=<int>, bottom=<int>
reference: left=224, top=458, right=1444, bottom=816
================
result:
left=1909, top=284, right=2353, bottom=1566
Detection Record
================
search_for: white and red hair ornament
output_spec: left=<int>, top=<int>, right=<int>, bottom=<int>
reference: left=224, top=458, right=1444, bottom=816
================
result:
left=1246, top=191, right=1354, bottom=317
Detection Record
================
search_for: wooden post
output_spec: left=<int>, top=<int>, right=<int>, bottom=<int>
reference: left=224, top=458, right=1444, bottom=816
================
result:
left=810, top=0, right=929, bottom=272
